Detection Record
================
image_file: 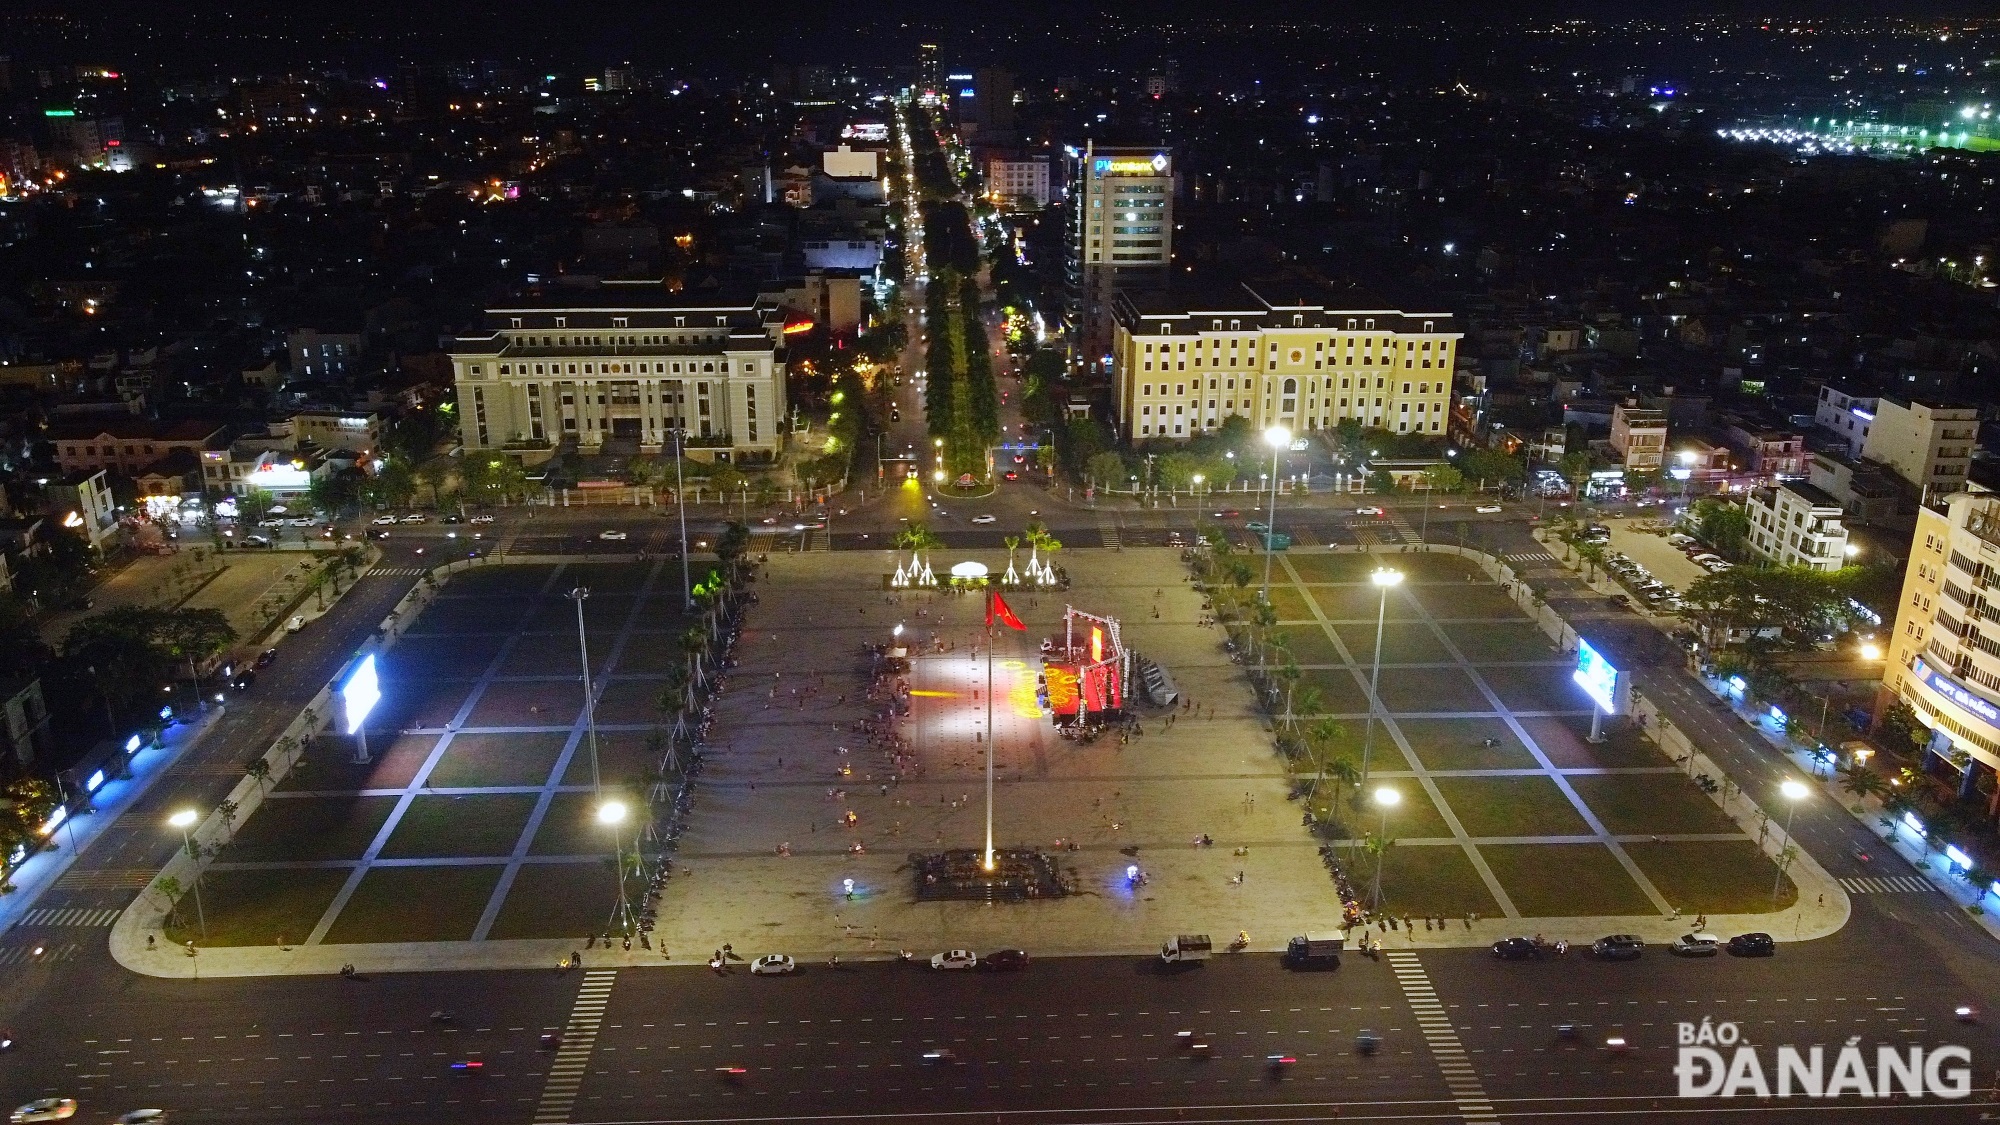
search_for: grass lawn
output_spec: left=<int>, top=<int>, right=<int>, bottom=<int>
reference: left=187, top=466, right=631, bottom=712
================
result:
left=1266, top=585, right=1319, bottom=624
left=1476, top=664, right=1593, bottom=713
left=1332, top=623, right=1453, bottom=665
left=1447, top=623, right=1559, bottom=663
left=162, top=868, right=350, bottom=947
left=1525, top=717, right=1662, bottom=769
left=486, top=860, right=623, bottom=940
left=1433, top=776, right=1592, bottom=838
left=1569, top=774, right=1741, bottom=837
left=561, top=731, right=662, bottom=788
left=1627, top=840, right=1797, bottom=915
left=1370, top=843, right=1503, bottom=918
left=274, top=738, right=435, bottom=793
left=1481, top=842, right=1657, bottom=917
left=531, top=790, right=638, bottom=856
left=1313, top=779, right=1455, bottom=841
left=1274, top=627, right=1346, bottom=666
left=1412, top=586, right=1528, bottom=622
left=425, top=732, right=568, bottom=788
left=381, top=634, right=510, bottom=679
left=1296, top=671, right=1372, bottom=715
left=465, top=679, right=584, bottom=728
left=1309, top=585, right=1423, bottom=623
left=593, top=677, right=673, bottom=724
left=1405, top=555, right=1484, bottom=582
left=1284, top=554, right=1379, bottom=585
left=228, top=795, right=399, bottom=863
left=321, top=864, right=503, bottom=943
left=1397, top=718, right=1540, bottom=771
left=377, top=794, right=538, bottom=859
left=1376, top=667, right=1490, bottom=713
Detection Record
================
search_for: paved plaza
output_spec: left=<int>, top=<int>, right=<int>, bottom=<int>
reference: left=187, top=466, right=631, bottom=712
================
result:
left=145, top=544, right=1821, bottom=973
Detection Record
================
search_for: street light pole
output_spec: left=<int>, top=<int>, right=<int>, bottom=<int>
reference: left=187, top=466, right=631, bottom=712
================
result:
left=1359, top=567, right=1404, bottom=803
left=1260, top=426, right=1289, bottom=603
left=1370, top=787, right=1400, bottom=912
left=672, top=428, right=693, bottom=609
left=599, top=799, right=635, bottom=936
left=168, top=809, right=206, bottom=940
left=1774, top=779, right=1807, bottom=904
left=570, top=587, right=603, bottom=796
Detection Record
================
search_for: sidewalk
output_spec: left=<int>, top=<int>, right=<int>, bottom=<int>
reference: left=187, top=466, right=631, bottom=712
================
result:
left=0, top=706, right=224, bottom=929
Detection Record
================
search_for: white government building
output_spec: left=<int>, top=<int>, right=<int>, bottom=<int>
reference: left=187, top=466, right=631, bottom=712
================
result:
left=448, top=290, right=791, bottom=462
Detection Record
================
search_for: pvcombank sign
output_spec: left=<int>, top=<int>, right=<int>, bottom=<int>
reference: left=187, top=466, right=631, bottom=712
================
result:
left=1094, top=153, right=1169, bottom=176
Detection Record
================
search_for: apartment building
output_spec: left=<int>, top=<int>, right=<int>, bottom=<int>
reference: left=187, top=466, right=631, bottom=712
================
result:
left=1861, top=396, right=1979, bottom=497
left=447, top=292, right=789, bottom=462
left=1743, top=480, right=1850, bottom=572
left=1110, top=280, right=1459, bottom=442
left=1884, top=489, right=2000, bottom=797
left=1725, top=424, right=1806, bottom=478
left=1609, top=402, right=1667, bottom=471
left=1814, top=385, right=1877, bottom=459
left=984, top=151, right=1050, bottom=210
left=47, top=418, right=227, bottom=476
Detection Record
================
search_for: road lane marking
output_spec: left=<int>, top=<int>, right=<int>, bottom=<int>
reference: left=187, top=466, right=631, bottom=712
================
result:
left=533, top=969, right=618, bottom=1124
left=1386, top=951, right=1499, bottom=1124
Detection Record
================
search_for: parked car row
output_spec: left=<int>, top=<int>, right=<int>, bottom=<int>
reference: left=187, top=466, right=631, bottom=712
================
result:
left=1667, top=531, right=1733, bottom=573
left=1492, top=932, right=1775, bottom=961
left=747, top=948, right=1030, bottom=975
left=1604, top=553, right=1683, bottom=613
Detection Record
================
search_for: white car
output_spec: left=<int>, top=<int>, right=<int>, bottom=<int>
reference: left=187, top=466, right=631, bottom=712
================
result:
left=286, top=615, right=307, bottom=634
left=1474, top=505, right=1503, bottom=514
left=749, top=954, right=795, bottom=976
left=1669, top=933, right=1723, bottom=957
left=1355, top=506, right=1384, bottom=516
left=372, top=515, right=398, bottom=526
left=930, top=949, right=978, bottom=971
left=400, top=514, right=427, bottom=524
left=470, top=515, right=495, bottom=524
left=971, top=515, right=997, bottom=525
left=10, top=1099, right=76, bottom=1124
left=598, top=529, right=629, bottom=541
left=257, top=517, right=283, bottom=528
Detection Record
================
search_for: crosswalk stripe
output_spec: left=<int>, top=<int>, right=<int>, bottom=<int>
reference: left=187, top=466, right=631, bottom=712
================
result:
left=1509, top=551, right=1557, bottom=563
left=20, top=907, right=121, bottom=927
left=1384, top=951, right=1499, bottom=1124
left=55, top=869, right=152, bottom=890
left=531, top=969, right=617, bottom=1124
left=1839, top=874, right=1934, bottom=895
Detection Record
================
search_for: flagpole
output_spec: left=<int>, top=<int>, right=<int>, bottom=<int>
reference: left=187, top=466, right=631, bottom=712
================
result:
left=984, top=586, right=996, bottom=872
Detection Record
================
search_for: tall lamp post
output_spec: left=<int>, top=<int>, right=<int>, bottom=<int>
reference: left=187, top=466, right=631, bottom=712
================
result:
left=598, top=799, right=635, bottom=936
left=671, top=427, right=693, bottom=609
left=1370, top=786, right=1400, bottom=912
left=1358, top=567, right=1404, bottom=802
left=1773, top=779, right=1808, bottom=905
left=569, top=587, right=604, bottom=796
left=1259, top=425, right=1290, bottom=603
left=167, top=809, right=207, bottom=940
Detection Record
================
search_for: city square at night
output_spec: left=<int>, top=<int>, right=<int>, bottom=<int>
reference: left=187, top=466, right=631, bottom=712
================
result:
left=0, top=3, right=1998, bottom=1123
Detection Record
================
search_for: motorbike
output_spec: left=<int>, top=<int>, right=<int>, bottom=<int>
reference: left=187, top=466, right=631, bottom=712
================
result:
left=1228, top=931, right=1249, bottom=953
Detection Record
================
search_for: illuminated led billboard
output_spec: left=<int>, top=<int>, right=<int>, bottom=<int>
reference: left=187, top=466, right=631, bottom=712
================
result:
left=341, top=654, right=381, bottom=734
left=1573, top=639, right=1619, bottom=714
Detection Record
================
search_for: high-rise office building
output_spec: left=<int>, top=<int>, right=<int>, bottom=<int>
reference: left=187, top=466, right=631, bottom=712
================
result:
left=971, top=67, right=1015, bottom=141
left=917, top=44, right=941, bottom=98
left=1065, top=142, right=1174, bottom=371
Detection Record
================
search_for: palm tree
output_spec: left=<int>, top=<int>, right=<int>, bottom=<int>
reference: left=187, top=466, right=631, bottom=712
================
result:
left=244, top=758, right=272, bottom=794
left=1285, top=681, right=1320, bottom=735
left=1003, top=535, right=1021, bottom=582
left=680, top=627, right=710, bottom=691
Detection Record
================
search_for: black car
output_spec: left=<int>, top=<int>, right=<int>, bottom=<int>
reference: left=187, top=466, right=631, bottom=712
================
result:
left=1726, top=932, right=1775, bottom=957
left=980, top=948, right=1030, bottom=972
left=255, top=648, right=278, bottom=668
left=230, top=669, right=257, bottom=693
left=1591, top=934, right=1645, bottom=961
left=368, top=528, right=390, bottom=540
left=1490, top=937, right=1548, bottom=961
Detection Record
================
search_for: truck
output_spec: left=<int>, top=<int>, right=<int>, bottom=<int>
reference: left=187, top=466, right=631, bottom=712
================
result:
left=1284, top=932, right=1344, bottom=969
left=1160, top=934, right=1212, bottom=964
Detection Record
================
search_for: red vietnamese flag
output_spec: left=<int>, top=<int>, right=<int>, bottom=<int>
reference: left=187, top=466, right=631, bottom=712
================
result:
left=987, top=590, right=1026, bottom=631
